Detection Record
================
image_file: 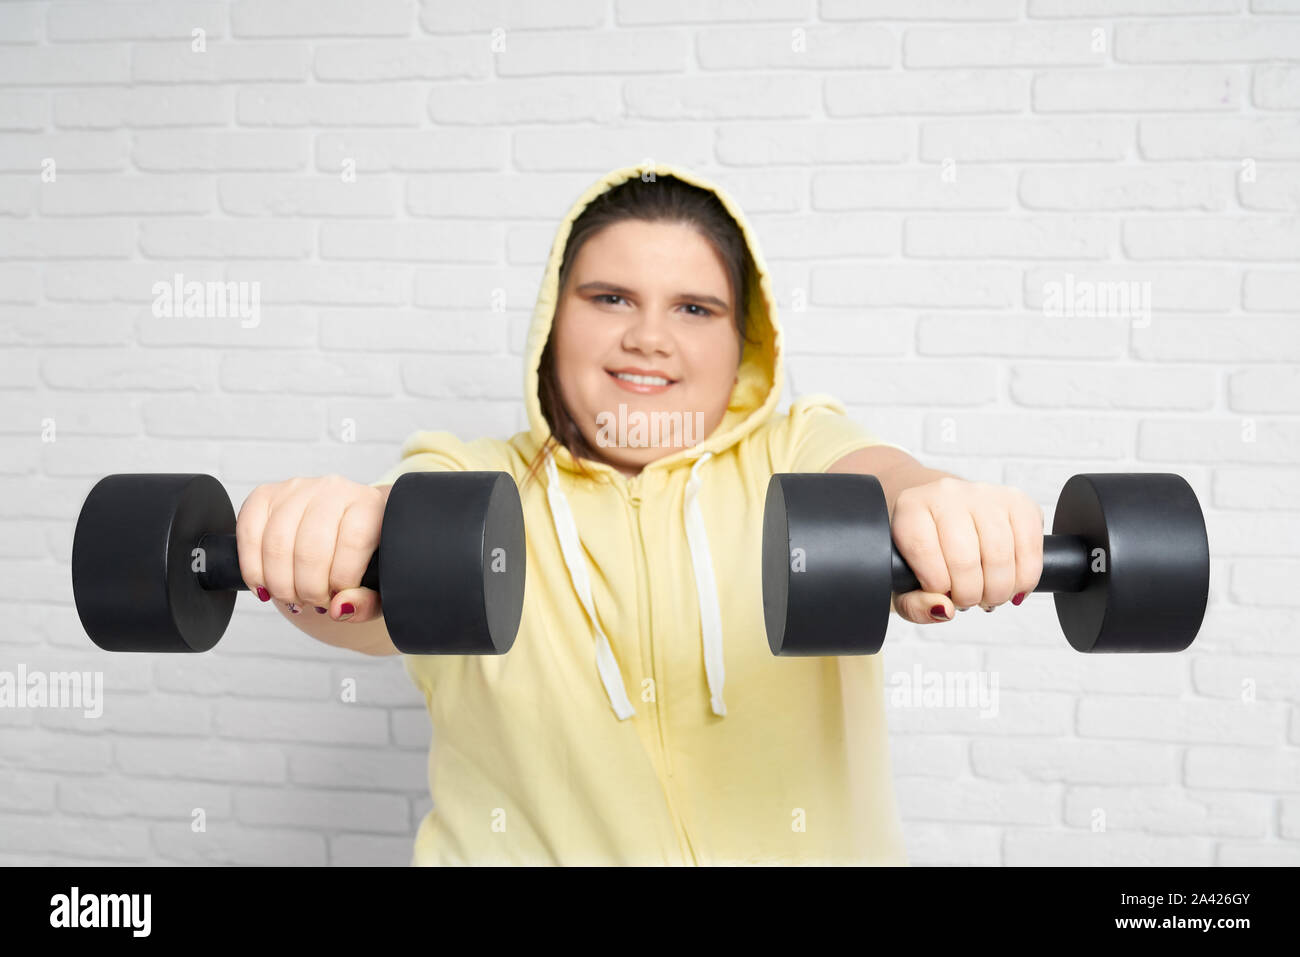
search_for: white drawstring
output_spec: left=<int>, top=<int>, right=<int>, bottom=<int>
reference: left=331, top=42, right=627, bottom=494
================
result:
left=544, top=453, right=636, bottom=720
left=684, top=451, right=726, bottom=716
left=543, top=450, right=727, bottom=720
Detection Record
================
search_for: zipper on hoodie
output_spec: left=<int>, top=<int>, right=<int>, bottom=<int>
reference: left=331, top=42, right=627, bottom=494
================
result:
left=622, top=472, right=664, bottom=773
left=622, top=470, right=699, bottom=865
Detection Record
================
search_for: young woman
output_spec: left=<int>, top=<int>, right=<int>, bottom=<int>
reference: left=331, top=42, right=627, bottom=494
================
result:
left=235, top=163, right=1045, bottom=866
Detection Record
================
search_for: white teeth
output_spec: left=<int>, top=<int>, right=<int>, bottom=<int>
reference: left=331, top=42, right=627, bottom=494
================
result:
left=613, top=372, right=670, bottom=386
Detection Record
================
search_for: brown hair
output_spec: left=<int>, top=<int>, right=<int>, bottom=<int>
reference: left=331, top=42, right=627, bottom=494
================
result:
left=523, top=173, right=759, bottom=487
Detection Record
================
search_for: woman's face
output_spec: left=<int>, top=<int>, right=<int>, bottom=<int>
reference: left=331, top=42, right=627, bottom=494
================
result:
left=552, top=219, right=742, bottom=477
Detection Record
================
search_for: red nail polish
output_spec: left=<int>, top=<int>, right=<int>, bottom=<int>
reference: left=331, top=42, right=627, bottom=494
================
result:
left=930, top=604, right=949, bottom=621
left=314, top=606, right=327, bottom=614
left=1012, top=592, right=1026, bottom=606
left=339, top=602, right=355, bottom=617
left=256, top=586, right=270, bottom=602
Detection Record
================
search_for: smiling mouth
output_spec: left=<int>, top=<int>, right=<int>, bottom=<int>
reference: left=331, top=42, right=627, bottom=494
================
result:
left=608, top=370, right=676, bottom=387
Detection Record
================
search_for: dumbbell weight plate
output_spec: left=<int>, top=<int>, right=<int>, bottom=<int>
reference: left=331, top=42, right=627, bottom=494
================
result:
left=1052, top=473, right=1209, bottom=654
left=72, top=473, right=235, bottom=653
left=763, top=472, right=893, bottom=656
left=379, top=471, right=525, bottom=655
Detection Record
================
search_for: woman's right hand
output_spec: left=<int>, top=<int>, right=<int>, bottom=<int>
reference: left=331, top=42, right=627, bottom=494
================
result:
left=235, top=475, right=391, bottom=624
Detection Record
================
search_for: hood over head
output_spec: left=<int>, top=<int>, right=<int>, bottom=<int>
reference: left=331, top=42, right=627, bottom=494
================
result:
left=523, top=161, right=785, bottom=476
left=524, top=162, right=788, bottom=722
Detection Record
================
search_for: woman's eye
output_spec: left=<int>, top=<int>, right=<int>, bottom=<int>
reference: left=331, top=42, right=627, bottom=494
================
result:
left=591, top=294, right=711, bottom=317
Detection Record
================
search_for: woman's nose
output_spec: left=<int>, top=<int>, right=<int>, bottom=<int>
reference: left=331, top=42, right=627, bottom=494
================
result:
left=621, top=309, right=672, bottom=355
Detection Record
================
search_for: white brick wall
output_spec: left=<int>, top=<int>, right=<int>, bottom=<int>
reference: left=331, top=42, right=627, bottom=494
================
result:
left=1, top=0, right=1297, bottom=867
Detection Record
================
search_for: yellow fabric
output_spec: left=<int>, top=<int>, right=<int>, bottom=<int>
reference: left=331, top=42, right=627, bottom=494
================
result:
left=371, top=161, right=908, bottom=866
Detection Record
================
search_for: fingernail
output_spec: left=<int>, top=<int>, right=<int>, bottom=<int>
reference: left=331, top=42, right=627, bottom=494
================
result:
left=982, top=605, right=994, bottom=613
left=256, top=586, right=270, bottom=602
left=314, top=606, right=327, bottom=614
left=287, top=602, right=300, bottom=615
left=930, top=604, right=949, bottom=621
left=1012, top=592, right=1026, bottom=606
left=339, top=602, right=355, bottom=620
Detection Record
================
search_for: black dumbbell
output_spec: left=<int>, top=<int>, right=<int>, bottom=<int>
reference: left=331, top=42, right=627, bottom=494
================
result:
left=762, top=472, right=1209, bottom=656
left=71, top=471, right=526, bottom=655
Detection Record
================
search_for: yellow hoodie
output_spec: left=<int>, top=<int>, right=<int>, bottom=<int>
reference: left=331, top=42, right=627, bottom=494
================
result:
left=372, top=162, right=910, bottom=866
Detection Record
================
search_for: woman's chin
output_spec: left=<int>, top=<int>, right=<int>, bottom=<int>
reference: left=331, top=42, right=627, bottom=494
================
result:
left=592, top=445, right=671, bottom=474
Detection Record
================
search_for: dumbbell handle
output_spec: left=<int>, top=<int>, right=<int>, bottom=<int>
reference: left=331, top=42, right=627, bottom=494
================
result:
left=194, top=533, right=381, bottom=594
left=890, top=534, right=1092, bottom=596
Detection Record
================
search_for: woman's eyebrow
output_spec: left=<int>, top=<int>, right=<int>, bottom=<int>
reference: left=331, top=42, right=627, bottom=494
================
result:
left=575, top=281, right=729, bottom=310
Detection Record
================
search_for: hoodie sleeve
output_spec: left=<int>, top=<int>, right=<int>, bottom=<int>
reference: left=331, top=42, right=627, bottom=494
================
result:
left=767, top=394, right=910, bottom=474
left=367, top=429, right=486, bottom=488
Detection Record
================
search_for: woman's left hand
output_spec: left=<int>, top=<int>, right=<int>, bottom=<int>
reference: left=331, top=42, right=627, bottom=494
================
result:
left=889, top=476, right=1044, bottom=624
